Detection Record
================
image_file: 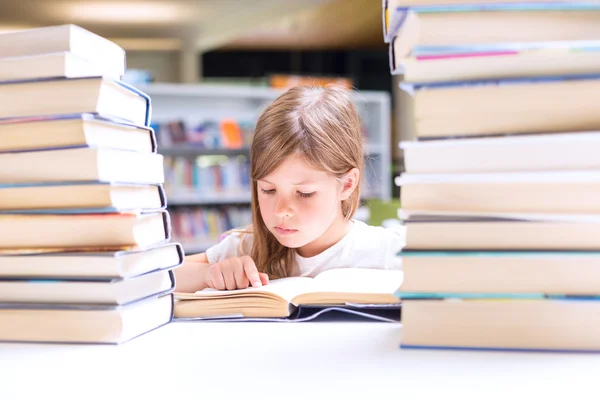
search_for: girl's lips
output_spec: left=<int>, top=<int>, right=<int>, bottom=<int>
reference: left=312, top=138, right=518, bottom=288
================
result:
left=275, top=227, right=298, bottom=235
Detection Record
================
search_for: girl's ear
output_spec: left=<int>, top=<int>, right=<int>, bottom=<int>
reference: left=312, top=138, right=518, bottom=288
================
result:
left=340, top=168, right=360, bottom=200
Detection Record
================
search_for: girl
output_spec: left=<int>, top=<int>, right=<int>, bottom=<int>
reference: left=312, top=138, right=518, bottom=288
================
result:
left=175, top=85, right=405, bottom=293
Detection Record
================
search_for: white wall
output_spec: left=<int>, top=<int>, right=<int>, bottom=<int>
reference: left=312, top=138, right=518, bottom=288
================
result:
left=125, top=51, right=181, bottom=83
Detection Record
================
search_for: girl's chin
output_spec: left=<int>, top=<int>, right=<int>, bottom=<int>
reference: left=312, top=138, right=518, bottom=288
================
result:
left=273, top=232, right=308, bottom=249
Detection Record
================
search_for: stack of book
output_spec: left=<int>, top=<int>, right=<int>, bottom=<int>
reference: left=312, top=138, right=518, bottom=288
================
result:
left=0, top=25, right=183, bottom=344
left=383, top=1, right=600, bottom=351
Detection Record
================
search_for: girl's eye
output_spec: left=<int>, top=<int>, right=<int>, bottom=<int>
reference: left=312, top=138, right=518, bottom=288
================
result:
left=261, top=189, right=275, bottom=195
left=298, top=191, right=315, bottom=198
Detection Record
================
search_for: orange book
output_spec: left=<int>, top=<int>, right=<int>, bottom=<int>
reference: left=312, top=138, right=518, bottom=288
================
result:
left=269, top=74, right=353, bottom=89
left=219, top=119, right=243, bottom=149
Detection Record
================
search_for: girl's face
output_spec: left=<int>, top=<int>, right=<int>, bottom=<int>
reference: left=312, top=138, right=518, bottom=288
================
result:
left=257, top=155, right=355, bottom=256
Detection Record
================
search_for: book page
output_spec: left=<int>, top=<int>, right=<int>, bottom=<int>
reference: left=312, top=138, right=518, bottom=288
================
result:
left=311, top=268, right=404, bottom=294
left=399, top=209, right=600, bottom=223
left=176, top=276, right=315, bottom=302
left=397, top=170, right=600, bottom=185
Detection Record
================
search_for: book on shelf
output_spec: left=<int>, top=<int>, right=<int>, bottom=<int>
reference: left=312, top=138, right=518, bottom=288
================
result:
left=401, top=131, right=600, bottom=174
left=164, top=154, right=250, bottom=195
left=170, top=207, right=252, bottom=244
left=0, top=293, right=174, bottom=344
left=166, top=189, right=252, bottom=205
left=0, top=77, right=150, bottom=126
left=0, top=211, right=172, bottom=249
left=0, top=24, right=125, bottom=77
left=0, top=114, right=157, bottom=153
left=155, top=118, right=252, bottom=149
left=174, top=268, right=402, bottom=321
left=384, top=3, right=600, bottom=49
left=219, top=119, right=244, bottom=148
left=392, top=41, right=600, bottom=83
left=0, top=242, right=183, bottom=279
left=268, top=74, right=353, bottom=89
left=0, top=147, right=164, bottom=184
left=0, top=268, right=175, bottom=305
left=0, top=182, right=166, bottom=212
left=399, top=296, right=600, bottom=352
left=122, top=69, right=153, bottom=85
left=400, top=75, right=600, bottom=138
left=162, top=120, right=186, bottom=143
left=154, top=115, right=384, bottom=151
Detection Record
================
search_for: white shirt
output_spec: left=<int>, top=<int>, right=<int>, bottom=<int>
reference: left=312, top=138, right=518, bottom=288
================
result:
left=205, top=220, right=406, bottom=278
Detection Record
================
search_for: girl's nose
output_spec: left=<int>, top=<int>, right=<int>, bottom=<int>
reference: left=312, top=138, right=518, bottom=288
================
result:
left=273, top=196, right=293, bottom=218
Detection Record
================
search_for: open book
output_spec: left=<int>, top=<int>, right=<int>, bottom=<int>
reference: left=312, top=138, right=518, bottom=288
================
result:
left=174, top=268, right=403, bottom=322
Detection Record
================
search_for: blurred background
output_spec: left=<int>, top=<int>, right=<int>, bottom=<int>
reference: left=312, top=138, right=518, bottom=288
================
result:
left=0, top=0, right=401, bottom=253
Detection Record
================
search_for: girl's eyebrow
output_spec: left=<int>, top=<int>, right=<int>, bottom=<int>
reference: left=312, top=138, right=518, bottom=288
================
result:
left=292, top=180, right=316, bottom=185
left=258, top=179, right=316, bottom=185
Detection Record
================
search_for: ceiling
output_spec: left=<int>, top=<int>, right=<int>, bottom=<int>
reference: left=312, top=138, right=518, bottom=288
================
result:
left=0, top=0, right=385, bottom=52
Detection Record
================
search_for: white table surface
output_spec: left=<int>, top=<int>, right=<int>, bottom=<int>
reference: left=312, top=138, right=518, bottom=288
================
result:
left=0, top=321, right=599, bottom=399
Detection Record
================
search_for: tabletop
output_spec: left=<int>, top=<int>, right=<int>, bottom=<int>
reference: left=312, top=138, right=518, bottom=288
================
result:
left=1, top=321, right=598, bottom=399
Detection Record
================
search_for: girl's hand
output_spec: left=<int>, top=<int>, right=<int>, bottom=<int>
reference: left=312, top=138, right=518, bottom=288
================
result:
left=204, top=255, right=269, bottom=290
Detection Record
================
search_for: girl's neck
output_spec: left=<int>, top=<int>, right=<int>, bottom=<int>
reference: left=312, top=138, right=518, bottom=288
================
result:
left=296, top=214, right=353, bottom=258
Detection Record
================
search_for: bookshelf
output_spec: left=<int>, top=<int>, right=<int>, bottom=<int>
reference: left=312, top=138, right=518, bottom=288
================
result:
left=138, top=83, right=391, bottom=253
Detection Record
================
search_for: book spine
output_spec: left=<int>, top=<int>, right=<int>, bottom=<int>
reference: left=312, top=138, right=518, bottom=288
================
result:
left=170, top=207, right=252, bottom=244
left=164, top=155, right=251, bottom=194
left=386, top=7, right=409, bottom=42
left=402, top=72, right=600, bottom=90
left=115, top=80, right=152, bottom=127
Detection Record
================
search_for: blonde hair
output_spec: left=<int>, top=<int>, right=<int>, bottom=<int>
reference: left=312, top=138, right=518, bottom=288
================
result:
left=240, top=85, right=364, bottom=279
